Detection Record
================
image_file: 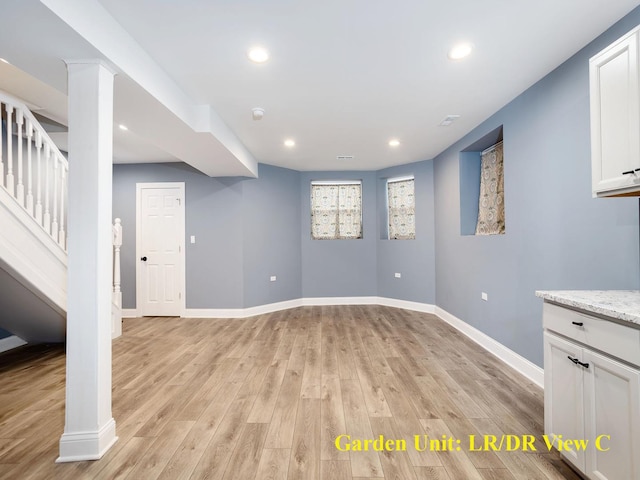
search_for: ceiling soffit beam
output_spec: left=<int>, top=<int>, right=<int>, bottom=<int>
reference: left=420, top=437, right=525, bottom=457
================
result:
left=38, top=0, right=258, bottom=177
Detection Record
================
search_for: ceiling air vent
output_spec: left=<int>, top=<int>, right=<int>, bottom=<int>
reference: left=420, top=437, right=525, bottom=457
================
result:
left=336, top=155, right=354, bottom=160
left=439, top=114, right=460, bottom=126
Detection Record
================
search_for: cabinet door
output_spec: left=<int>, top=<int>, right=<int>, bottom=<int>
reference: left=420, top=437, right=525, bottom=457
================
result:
left=590, top=28, right=640, bottom=197
left=544, top=332, right=586, bottom=471
left=583, top=349, right=640, bottom=480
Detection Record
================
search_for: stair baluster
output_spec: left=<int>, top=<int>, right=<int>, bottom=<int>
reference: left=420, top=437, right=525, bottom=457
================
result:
left=43, top=143, right=51, bottom=234
left=5, top=105, right=13, bottom=196
left=51, top=155, right=58, bottom=239
left=58, top=162, right=66, bottom=248
left=113, top=218, right=122, bottom=300
left=35, top=130, right=43, bottom=224
left=26, top=119, right=34, bottom=215
left=0, top=104, right=4, bottom=187
left=16, top=109, right=24, bottom=206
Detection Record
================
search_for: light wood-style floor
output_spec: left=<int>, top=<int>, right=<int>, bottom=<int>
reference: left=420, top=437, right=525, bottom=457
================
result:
left=0, top=305, right=582, bottom=479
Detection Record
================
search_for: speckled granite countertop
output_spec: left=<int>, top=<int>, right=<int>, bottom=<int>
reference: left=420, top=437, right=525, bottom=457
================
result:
left=536, top=290, right=640, bottom=326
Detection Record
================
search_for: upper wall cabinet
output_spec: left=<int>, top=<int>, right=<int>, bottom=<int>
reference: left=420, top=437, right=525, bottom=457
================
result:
left=590, top=26, right=640, bottom=197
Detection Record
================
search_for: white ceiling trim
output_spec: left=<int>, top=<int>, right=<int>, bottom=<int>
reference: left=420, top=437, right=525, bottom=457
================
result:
left=39, top=0, right=258, bottom=177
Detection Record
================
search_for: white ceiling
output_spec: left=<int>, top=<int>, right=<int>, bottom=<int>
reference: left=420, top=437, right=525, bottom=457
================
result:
left=2, top=0, right=640, bottom=175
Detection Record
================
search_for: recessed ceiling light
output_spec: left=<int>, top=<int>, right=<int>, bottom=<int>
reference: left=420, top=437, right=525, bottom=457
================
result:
left=118, top=124, right=128, bottom=131
left=284, top=139, right=295, bottom=147
left=389, top=139, right=400, bottom=147
left=448, top=42, right=473, bottom=60
left=248, top=47, right=269, bottom=63
left=0, top=58, right=10, bottom=64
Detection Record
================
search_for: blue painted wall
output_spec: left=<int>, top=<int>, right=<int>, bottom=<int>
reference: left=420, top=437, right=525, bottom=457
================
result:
left=377, top=161, right=436, bottom=304
left=113, top=162, right=303, bottom=309
left=299, top=171, right=378, bottom=298
left=433, top=9, right=640, bottom=367
left=243, top=164, right=302, bottom=307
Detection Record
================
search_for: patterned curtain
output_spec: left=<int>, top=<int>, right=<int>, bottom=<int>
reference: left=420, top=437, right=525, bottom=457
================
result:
left=311, top=183, right=362, bottom=239
left=475, top=142, right=505, bottom=235
left=388, top=179, right=415, bottom=239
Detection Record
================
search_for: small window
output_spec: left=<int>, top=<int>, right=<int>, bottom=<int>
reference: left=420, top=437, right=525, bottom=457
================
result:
left=475, top=141, right=504, bottom=235
left=459, top=125, right=505, bottom=236
left=387, top=176, right=415, bottom=239
left=311, top=181, right=362, bottom=239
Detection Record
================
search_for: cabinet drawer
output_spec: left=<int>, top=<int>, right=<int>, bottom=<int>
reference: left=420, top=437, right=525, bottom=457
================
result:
left=543, top=302, right=640, bottom=367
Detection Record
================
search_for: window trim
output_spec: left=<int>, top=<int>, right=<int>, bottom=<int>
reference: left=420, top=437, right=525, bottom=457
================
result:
left=311, top=180, right=362, bottom=186
left=387, top=175, right=414, bottom=184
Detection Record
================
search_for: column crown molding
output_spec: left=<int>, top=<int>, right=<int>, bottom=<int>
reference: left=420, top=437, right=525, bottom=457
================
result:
left=64, top=58, right=118, bottom=75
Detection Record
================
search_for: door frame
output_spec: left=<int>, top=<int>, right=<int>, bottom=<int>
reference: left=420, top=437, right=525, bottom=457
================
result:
left=135, top=182, right=186, bottom=317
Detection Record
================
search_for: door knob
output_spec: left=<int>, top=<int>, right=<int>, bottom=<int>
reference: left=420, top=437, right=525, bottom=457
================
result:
left=140, top=256, right=147, bottom=261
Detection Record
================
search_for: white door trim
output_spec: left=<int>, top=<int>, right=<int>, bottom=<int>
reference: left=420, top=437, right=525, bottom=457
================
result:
left=135, top=182, right=186, bottom=317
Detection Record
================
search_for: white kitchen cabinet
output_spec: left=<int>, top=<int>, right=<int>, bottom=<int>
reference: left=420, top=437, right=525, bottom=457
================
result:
left=590, top=25, right=640, bottom=197
left=544, top=332, right=586, bottom=471
left=543, top=302, right=640, bottom=480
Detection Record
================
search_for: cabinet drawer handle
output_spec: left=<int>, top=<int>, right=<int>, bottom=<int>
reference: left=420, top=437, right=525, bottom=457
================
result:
left=567, top=356, right=589, bottom=368
left=571, top=321, right=584, bottom=326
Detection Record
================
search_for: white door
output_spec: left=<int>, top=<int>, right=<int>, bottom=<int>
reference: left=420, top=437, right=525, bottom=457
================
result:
left=136, top=183, right=185, bottom=316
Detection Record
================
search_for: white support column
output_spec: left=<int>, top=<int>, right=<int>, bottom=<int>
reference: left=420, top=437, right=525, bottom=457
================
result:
left=58, top=59, right=118, bottom=463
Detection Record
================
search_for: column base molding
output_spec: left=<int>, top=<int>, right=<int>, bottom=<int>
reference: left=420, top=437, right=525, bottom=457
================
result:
left=56, top=418, right=118, bottom=463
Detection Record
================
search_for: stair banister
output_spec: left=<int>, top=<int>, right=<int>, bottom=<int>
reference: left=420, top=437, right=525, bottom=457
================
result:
left=0, top=90, right=68, bottom=252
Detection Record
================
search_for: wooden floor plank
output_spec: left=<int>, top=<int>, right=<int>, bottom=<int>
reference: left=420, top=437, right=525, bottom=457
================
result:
left=320, top=459, right=351, bottom=480
left=256, top=448, right=291, bottom=480
left=264, top=370, right=303, bottom=449
left=320, top=374, right=348, bottom=461
left=125, top=420, right=194, bottom=480
left=0, top=305, right=574, bottom=480
left=340, top=379, right=383, bottom=478
left=222, top=422, right=268, bottom=479
left=288, top=398, right=321, bottom=480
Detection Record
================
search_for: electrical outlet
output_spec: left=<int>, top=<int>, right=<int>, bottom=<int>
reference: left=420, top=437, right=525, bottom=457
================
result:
left=270, top=276, right=277, bottom=282
left=481, top=292, right=488, bottom=301
left=190, top=235, right=196, bottom=244
left=394, top=273, right=401, bottom=278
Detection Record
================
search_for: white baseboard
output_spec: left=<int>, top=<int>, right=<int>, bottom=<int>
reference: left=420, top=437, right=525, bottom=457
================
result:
left=302, top=296, right=380, bottom=306
left=435, top=306, right=544, bottom=388
left=183, top=296, right=431, bottom=318
left=377, top=297, right=436, bottom=314
left=121, top=308, right=139, bottom=318
left=0, top=335, right=27, bottom=353
left=185, top=298, right=304, bottom=319
left=57, top=418, right=118, bottom=463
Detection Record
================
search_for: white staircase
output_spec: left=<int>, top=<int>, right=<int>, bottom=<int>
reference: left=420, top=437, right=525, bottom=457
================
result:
left=0, top=90, right=122, bottom=344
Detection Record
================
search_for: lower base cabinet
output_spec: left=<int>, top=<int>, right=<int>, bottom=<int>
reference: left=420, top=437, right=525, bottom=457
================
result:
left=543, top=304, right=640, bottom=480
